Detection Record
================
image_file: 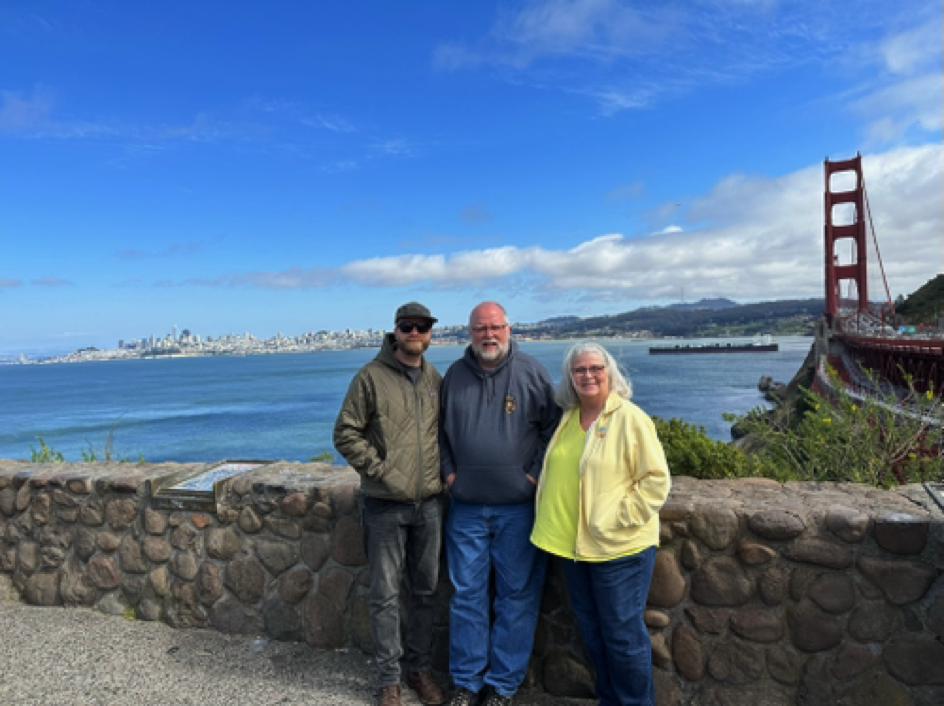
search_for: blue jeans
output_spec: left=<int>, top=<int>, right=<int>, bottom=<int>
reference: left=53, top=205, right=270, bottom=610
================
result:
left=361, top=495, right=443, bottom=686
left=563, top=548, right=656, bottom=706
left=445, top=499, right=547, bottom=697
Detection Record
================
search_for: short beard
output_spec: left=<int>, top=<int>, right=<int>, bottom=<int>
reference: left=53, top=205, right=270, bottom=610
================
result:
left=472, top=340, right=508, bottom=364
left=399, top=339, right=430, bottom=357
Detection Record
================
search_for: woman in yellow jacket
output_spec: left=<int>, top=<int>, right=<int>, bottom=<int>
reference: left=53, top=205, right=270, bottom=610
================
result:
left=531, top=341, right=670, bottom=706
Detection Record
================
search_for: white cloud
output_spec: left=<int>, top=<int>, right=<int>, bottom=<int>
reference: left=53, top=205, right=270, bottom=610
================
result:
left=182, top=143, right=942, bottom=303
left=433, top=0, right=674, bottom=79
left=433, top=0, right=865, bottom=113
left=488, top=0, right=668, bottom=66
left=879, top=19, right=942, bottom=74
left=336, top=143, right=943, bottom=300
left=854, top=73, right=943, bottom=142
left=844, top=17, right=944, bottom=144
left=340, top=248, right=535, bottom=285
left=342, top=254, right=449, bottom=285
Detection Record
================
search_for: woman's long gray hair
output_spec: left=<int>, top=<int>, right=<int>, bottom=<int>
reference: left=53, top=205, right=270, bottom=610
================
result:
left=556, top=341, right=633, bottom=409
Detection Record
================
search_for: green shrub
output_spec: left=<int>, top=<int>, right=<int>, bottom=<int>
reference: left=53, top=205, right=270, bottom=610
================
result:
left=652, top=416, right=770, bottom=480
left=730, top=369, right=942, bottom=488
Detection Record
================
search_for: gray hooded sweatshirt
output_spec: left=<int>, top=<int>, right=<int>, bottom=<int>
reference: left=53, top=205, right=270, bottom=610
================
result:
left=440, top=340, right=560, bottom=504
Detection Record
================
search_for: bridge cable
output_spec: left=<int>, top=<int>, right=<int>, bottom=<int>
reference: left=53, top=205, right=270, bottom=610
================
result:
left=860, top=170, right=894, bottom=313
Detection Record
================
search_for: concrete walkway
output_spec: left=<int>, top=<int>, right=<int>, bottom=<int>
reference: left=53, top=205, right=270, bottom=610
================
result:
left=0, top=601, right=592, bottom=706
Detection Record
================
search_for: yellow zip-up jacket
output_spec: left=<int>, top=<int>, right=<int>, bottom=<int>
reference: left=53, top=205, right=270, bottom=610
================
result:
left=534, top=392, right=670, bottom=559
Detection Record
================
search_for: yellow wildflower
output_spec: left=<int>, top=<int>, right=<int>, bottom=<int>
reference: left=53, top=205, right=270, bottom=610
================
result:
left=823, top=418, right=831, bottom=424
left=926, top=390, right=934, bottom=400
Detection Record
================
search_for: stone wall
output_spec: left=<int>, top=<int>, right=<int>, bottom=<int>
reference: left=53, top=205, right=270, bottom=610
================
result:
left=1, top=460, right=942, bottom=705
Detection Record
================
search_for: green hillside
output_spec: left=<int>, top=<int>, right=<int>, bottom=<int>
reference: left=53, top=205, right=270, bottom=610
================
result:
left=897, top=274, right=943, bottom=324
left=523, top=298, right=823, bottom=338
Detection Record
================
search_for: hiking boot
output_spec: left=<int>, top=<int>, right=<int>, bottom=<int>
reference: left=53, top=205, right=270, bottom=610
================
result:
left=378, top=683, right=402, bottom=706
left=482, top=687, right=513, bottom=706
left=447, top=687, right=481, bottom=706
left=406, top=671, right=446, bottom=705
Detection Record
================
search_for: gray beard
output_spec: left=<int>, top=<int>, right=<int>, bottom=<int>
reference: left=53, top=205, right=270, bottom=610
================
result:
left=473, top=340, right=507, bottom=363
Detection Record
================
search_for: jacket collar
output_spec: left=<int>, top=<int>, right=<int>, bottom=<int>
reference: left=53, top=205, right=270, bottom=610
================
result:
left=602, top=390, right=625, bottom=415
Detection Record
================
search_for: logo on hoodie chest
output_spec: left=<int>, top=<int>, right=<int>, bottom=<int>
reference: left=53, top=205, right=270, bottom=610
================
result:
left=504, top=393, right=517, bottom=414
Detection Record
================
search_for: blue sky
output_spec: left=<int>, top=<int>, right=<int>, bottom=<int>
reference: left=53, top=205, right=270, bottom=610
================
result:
left=1, top=0, right=941, bottom=354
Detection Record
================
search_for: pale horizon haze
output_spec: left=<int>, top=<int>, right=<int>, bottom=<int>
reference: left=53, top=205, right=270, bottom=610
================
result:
left=1, top=1, right=942, bottom=354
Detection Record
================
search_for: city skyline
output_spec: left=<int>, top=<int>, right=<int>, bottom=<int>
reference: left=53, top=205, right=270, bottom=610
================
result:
left=2, top=1, right=942, bottom=355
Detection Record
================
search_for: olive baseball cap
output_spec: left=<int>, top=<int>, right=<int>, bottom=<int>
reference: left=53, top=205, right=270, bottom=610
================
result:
left=395, top=301, right=437, bottom=323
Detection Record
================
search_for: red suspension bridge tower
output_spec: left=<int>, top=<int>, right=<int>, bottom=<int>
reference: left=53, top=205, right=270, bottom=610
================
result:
left=823, top=154, right=869, bottom=326
left=820, top=154, right=942, bottom=397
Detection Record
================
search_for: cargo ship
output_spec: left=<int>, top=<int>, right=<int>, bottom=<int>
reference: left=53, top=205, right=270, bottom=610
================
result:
left=649, top=335, right=778, bottom=355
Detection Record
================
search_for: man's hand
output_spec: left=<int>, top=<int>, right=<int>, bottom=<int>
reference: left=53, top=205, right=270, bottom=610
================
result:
left=526, top=474, right=536, bottom=485
left=445, top=473, right=456, bottom=487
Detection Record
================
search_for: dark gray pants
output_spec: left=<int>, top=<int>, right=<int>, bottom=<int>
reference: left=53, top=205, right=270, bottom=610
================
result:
left=361, top=495, right=443, bottom=686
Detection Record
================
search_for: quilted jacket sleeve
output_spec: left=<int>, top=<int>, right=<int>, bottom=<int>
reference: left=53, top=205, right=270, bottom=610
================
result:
left=333, top=370, right=384, bottom=479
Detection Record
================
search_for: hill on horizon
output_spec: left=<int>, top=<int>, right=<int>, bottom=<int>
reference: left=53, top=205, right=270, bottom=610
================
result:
left=527, top=298, right=823, bottom=338
left=666, top=298, right=739, bottom=311
left=896, top=274, right=943, bottom=324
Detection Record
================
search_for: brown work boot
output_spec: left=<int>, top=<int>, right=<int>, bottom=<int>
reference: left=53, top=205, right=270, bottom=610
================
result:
left=378, top=683, right=402, bottom=706
left=406, top=670, right=447, bottom=705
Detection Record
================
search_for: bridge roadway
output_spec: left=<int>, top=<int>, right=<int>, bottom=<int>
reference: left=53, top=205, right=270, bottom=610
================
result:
left=0, top=600, right=590, bottom=706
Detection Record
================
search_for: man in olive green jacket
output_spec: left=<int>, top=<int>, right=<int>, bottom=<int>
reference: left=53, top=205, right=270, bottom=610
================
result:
left=333, top=302, right=445, bottom=706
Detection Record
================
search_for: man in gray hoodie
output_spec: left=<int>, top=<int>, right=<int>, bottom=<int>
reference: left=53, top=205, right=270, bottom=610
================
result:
left=440, top=302, right=559, bottom=706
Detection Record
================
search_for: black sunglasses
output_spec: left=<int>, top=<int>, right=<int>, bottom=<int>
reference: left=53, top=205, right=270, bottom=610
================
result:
left=397, top=321, right=432, bottom=334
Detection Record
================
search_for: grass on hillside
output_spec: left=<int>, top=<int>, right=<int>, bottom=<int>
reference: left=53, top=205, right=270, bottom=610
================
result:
left=659, top=369, right=943, bottom=488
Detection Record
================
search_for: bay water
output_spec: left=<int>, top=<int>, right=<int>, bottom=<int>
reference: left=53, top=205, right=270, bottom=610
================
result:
left=0, top=337, right=812, bottom=463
